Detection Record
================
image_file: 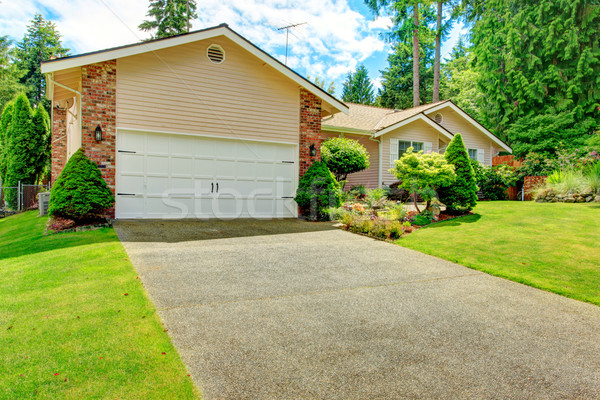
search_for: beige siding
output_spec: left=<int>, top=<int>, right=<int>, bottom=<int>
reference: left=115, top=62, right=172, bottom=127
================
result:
left=435, top=109, right=500, bottom=165
left=116, top=36, right=300, bottom=144
left=381, top=119, right=442, bottom=186
left=53, top=67, right=81, bottom=102
left=322, top=132, right=379, bottom=189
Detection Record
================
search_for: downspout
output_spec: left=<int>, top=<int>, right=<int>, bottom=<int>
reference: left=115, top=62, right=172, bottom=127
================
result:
left=369, top=135, right=382, bottom=188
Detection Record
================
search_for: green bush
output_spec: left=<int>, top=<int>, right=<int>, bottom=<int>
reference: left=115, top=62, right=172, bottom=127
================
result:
left=471, top=160, right=508, bottom=200
left=321, top=137, right=370, bottom=181
left=584, top=162, right=600, bottom=194
left=438, top=133, right=478, bottom=213
left=294, top=161, right=342, bottom=221
left=48, top=148, right=114, bottom=221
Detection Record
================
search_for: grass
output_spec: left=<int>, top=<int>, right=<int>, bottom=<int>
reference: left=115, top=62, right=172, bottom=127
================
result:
left=0, top=211, right=200, bottom=399
left=397, top=201, right=600, bottom=306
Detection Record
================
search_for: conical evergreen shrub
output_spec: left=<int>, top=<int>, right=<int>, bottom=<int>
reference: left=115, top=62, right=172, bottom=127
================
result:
left=438, top=133, right=478, bottom=213
left=48, top=148, right=114, bottom=221
left=294, top=161, right=342, bottom=221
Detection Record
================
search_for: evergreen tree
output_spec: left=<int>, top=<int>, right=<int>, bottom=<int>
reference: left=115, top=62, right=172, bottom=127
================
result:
left=341, top=64, right=375, bottom=105
left=0, top=36, right=25, bottom=112
left=31, top=106, right=51, bottom=183
left=139, top=0, right=198, bottom=39
left=14, top=15, right=69, bottom=110
left=0, top=101, right=15, bottom=185
left=294, top=161, right=342, bottom=221
left=48, top=148, right=114, bottom=221
left=468, top=0, right=600, bottom=142
left=307, top=75, right=336, bottom=95
left=377, top=39, right=435, bottom=109
left=437, top=133, right=478, bottom=213
left=3, top=94, right=34, bottom=208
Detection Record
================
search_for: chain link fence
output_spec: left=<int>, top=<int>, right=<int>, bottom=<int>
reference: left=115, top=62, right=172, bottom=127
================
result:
left=1, top=182, right=49, bottom=216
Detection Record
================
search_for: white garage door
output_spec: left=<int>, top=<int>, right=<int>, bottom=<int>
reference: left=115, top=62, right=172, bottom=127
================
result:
left=115, top=130, right=298, bottom=219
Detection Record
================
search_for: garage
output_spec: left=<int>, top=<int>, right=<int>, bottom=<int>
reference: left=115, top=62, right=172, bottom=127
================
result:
left=115, top=130, right=298, bottom=219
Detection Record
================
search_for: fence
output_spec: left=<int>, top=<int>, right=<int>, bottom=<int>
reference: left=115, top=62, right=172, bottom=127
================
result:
left=0, top=182, right=49, bottom=212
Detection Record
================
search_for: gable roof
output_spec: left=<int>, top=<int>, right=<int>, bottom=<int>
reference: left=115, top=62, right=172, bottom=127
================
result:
left=40, top=23, right=348, bottom=116
left=322, top=100, right=512, bottom=152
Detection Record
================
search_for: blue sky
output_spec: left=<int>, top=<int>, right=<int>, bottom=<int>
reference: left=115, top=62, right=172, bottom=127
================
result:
left=1, top=0, right=466, bottom=97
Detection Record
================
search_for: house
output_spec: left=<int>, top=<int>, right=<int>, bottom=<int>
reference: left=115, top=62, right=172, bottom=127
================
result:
left=321, top=101, right=512, bottom=189
left=41, top=24, right=347, bottom=219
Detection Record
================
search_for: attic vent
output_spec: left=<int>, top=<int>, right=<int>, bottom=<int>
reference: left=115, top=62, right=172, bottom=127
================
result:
left=433, top=113, right=443, bottom=124
left=207, top=44, right=225, bottom=64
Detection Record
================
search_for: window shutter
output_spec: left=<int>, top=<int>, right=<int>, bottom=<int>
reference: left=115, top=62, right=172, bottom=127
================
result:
left=424, top=142, right=433, bottom=154
left=390, top=139, right=398, bottom=167
left=477, top=148, right=485, bottom=164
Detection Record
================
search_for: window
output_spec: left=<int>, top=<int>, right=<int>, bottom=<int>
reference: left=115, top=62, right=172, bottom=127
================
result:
left=468, top=148, right=478, bottom=160
left=398, top=140, right=424, bottom=158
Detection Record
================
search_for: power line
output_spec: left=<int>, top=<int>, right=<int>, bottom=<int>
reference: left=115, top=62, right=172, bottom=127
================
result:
left=277, top=22, right=306, bottom=64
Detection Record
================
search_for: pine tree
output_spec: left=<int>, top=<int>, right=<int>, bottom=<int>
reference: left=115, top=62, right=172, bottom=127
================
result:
left=0, top=36, right=25, bottom=112
left=468, top=0, right=600, bottom=143
left=139, top=0, right=198, bottom=39
left=307, top=75, right=336, bottom=95
left=3, top=94, right=34, bottom=208
left=14, top=15, right=69, bottom=110
left=437, top=133, right=478, bottom=213
left=341, top=64, right=375, bottom=105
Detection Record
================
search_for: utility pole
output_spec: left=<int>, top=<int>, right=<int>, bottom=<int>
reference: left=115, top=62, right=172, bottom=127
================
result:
left=277, top=22, right=306, bottom=64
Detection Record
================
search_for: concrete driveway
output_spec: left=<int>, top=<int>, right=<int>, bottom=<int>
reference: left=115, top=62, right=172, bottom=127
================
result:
left=114, top=219, right=600, bottom=399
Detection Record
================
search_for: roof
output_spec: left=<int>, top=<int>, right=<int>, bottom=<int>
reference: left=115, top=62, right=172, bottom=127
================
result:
left=40, top=24, right=348, bottom=116
left=322, top=100, right=512, bottom=152
left=322, top=100, right=449, bottom=132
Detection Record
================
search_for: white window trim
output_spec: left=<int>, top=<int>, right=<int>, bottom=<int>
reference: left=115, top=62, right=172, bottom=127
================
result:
left=390, top=138, right=433, bottom=167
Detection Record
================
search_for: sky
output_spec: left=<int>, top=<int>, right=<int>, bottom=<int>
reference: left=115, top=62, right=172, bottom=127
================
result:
left=0, top=0, right=467, bottom=98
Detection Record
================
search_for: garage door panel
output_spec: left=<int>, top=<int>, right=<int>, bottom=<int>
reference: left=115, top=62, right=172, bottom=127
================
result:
left=117, top=130, right=297, bottom=219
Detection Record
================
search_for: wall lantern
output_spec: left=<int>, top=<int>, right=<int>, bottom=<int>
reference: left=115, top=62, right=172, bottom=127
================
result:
left=309, top=144, right=317, bottom=157
left=94, top=125, right=103, bottom=142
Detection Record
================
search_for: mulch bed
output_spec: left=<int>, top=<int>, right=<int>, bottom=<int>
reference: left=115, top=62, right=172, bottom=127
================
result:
left=45, top=216, right=111, bottom=235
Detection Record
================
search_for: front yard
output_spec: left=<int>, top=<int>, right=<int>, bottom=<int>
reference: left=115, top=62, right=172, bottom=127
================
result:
left=0, top=211, right=199, bottom=399
left=397, top=201, right=600, bottom=306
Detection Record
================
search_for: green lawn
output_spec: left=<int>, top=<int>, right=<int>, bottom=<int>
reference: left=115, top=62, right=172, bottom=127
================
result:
left=397, top=201, right=600, bottom=306
left=0, top=211, right=200, bottom=399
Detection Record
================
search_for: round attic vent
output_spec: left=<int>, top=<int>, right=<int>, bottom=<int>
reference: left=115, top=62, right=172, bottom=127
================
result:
left=207, top=44, right=225, bottom=64
left=433, top=113, right=443, bottom=124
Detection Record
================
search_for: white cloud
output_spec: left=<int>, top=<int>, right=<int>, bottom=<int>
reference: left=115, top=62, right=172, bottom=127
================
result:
left=368, top=16, right=392, bottom=31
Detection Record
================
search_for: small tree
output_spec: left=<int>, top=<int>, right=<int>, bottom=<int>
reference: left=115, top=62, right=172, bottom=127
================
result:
left=437, top=133, right=478, bottom=213
left=48, top=148, right=114, bottom=221
left=0, top=100, right=15, bottom=185
left=390, top=147, right=455, bottom=213
left=321, top=137, right=370, bottom=182
left=294, top=161, right=342, bottom=221
left=31, top=105, right=50, bottom=183
left=4, top=93, right=34, bottom=208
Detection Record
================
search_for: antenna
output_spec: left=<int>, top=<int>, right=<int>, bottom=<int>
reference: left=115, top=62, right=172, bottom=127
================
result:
left=277, top=22, right=307, bottom=64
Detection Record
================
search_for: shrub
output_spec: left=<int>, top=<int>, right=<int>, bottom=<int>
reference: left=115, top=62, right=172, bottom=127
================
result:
left=48, top=148, right=114, bottom=221
left=438, top=133, right=478, bottom=213
left=328, top=207, right=348, bottom=221
left=584, top=162, right=600, bottom=194
left=412, top=213, right=432, bottom=226
left=545, top=169, right=586, bottom=195
left=472, top=160, right=509, bottom=200
left=294, top=161, right=342, bottom=221
left=390, top=147, right=455, bottom=213
left=348, top=184, right=367, bottom=199
left=321, top=137, right=370, bottom=181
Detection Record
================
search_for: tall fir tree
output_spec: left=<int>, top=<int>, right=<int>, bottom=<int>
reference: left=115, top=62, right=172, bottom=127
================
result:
left=14, top=15, right=69, bottom=111
left=0, top=101, right=15, bottom=185
left=0, top=36, right=25, bottom=112
left=31, top=105, right=51, bottom=183
left=437, top=133, right=478, bottom=213
left=468, top=0, right=600, bottom=147
left=139, top=0, right=198, bottom=39
left=307, top=75, right=336, bottom=95
left=341, top=64, right=375, bottom=105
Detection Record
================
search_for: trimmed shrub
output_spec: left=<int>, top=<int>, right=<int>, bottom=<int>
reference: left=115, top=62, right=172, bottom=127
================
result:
left=438, top=133, right=478, bottom=213
left=0, top=100, right=15, bottom=185
left=48, top=148, right=114, bottom=221
left=294, top=161, right=342, bottom=221
left=321, top=137, right=370, bottom=181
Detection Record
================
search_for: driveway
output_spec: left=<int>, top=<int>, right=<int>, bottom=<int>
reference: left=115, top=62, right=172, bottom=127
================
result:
left=114, top=219, right=600, bottom=399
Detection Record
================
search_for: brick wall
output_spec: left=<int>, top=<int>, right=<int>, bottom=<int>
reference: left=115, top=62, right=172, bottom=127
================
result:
left=299, top=89, right=322, bottom=177
left=51, top=107, right=67, bottom=185
left=81, top=60, right=117, bottom=218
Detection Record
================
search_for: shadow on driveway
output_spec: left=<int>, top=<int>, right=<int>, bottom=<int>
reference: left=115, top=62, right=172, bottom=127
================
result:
left=113, top=218, right=338, bottom=243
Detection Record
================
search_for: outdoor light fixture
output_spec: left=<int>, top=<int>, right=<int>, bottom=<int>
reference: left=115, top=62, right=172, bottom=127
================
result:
left=94, top=125, right=103, bottom=142
left=309, top=143, right=316, bottom=157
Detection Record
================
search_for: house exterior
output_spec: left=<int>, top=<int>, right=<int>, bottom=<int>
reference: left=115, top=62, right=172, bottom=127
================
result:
left=321, top=101, right=512, bottom=189
left=41, top=24, right=347, bottom=219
